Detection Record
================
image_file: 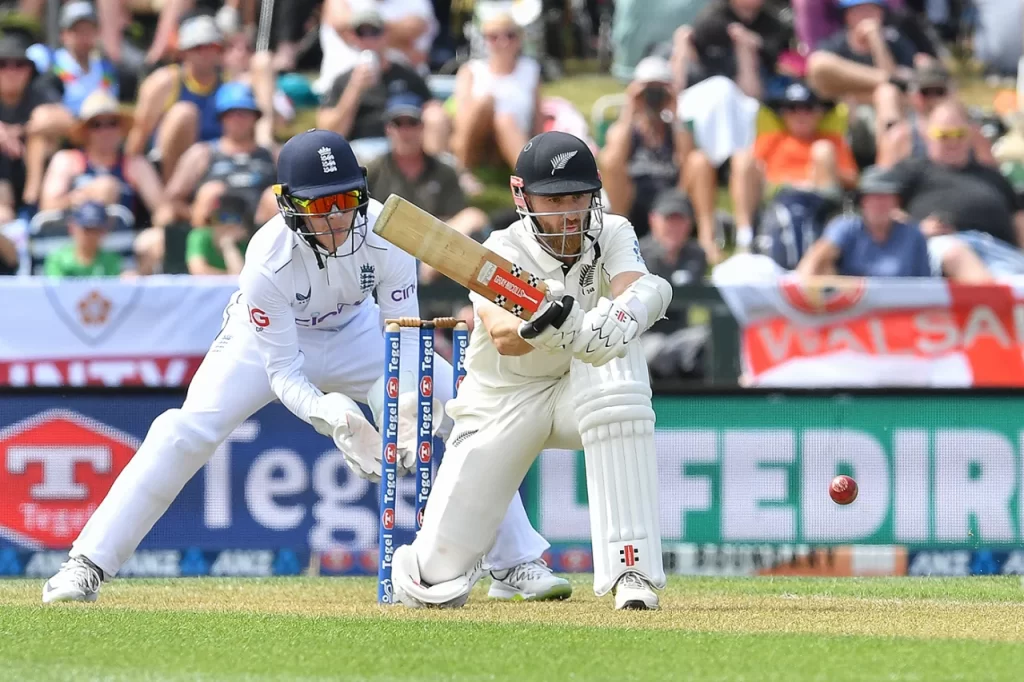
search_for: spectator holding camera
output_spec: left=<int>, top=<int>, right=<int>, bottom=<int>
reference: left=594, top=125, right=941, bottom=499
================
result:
left=599, top=56, right=689, bottom=239
left=186, top=189, right=249, bottom=275
left=43, top=201, right=122, bottom=277
left=317, top=6, right=445, bottom=164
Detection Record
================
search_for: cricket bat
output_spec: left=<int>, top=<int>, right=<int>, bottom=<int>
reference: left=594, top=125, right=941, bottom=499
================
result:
left=374, top=195, right=571, bottom=333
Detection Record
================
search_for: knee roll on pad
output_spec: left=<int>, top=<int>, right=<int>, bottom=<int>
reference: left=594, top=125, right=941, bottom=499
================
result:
left=572, top=345, right=666, bottom=596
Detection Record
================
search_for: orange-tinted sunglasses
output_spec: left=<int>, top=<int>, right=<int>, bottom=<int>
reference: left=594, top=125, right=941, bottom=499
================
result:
left=929, top=127, right=968, bottom=141
left=290, top=190, right=363, bottom=215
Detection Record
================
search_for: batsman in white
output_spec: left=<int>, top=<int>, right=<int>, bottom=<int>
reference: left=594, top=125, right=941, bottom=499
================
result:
left=391, top=131, right=673, bottom=610
left=43, top=129, right=570, bottom=604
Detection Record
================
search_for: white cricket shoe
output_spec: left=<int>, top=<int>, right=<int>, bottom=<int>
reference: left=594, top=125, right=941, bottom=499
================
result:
left=488, top=559, right=572, bottom=601
left=42, top=556, right=103, bottom=604
left=613, top=571, right=659, bottom=610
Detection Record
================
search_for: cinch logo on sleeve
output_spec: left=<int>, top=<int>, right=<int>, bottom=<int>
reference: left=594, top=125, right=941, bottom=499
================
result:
left=390, top=284, right=416, bottom=302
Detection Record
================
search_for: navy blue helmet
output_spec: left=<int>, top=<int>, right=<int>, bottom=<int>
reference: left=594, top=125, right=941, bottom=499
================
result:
left=273, top=129, right=369, bottom=260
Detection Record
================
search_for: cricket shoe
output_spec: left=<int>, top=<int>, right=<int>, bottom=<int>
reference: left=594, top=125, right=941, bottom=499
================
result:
left=613, top=571, right=659, bottom=610
left=488, top=559, right=572, bottom=601
left=42, top=556, right=103, bottom=604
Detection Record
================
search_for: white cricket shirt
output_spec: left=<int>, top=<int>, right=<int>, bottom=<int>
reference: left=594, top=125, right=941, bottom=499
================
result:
left=236, top=198, right=421, bottom=423
left=465, top=213, right=650, bottom=388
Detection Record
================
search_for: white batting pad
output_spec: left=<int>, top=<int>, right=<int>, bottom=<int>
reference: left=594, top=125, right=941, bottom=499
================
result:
left=571, top=342, right=666, bottom=595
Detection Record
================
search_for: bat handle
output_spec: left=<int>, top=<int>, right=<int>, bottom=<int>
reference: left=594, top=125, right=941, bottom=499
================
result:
left=520, top=295, right=575, bottom=339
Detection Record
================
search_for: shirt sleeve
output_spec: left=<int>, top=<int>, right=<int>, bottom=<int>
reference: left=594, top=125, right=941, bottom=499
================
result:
left=185, top=228, right=212, bottom=263
left=911, top=227, right=932, bottom=277
left=237, top=263, right=323, bottom=423
left=822, top=216, right=857, bottom=252
left=603, top=220, right=652, bottom=280
left=319, top=71, right=351, bottom=108
left=436, top=165, right=467, bottom=219
left=43, top=250, right=63, bottom=276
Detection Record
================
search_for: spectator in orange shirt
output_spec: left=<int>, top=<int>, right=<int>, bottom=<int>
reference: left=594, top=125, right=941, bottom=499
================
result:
left=729, top=81, right=858, bottom=249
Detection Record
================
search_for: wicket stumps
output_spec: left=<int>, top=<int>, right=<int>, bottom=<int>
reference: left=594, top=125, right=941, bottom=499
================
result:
left=378, top=317, right=469, bottom=604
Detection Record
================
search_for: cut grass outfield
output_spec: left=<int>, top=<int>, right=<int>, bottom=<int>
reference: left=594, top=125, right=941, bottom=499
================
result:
left=2, top=577, right=1024, bottom=681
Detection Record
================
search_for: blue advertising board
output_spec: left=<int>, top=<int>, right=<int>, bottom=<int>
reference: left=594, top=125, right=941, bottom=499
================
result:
left=0, top=393, right=438, bottom=577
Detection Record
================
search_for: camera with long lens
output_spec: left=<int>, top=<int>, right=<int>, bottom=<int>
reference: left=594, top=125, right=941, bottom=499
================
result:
left=642, top=85, right=669, bottom=112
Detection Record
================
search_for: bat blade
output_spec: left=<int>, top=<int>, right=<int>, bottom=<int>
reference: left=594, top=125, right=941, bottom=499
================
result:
left=374, top=195, right=548, bottom=321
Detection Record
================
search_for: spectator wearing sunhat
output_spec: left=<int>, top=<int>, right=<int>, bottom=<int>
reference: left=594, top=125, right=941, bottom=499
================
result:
left=797, top=165, right=931, bottom=277
left=599, top=56, right=688, bottom=241
left=126, top=14, right=226, bottom=183
left=318, top=5, right=444, bottom=165
left=39, top=90, right=162, bottom=220
left=156, top=81, right=277, bottom=233
left=0, top=32, right=66, bottom=224
left=807, top=0, right=927, bottom=103
left=727, top=81, right=858, bottom=250
left=367, top=93, right=489, bottom=283
left=43, top=201, right=122, bottom=277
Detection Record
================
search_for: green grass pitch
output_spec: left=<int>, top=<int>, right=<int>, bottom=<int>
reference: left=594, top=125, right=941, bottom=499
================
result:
left=2, top=575, right=1024, bottom=681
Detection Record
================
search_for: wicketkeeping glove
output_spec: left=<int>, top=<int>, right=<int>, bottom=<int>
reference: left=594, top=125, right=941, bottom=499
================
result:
left=309, top=393, right=383, bottom=482
left=571, top=297, right=640, bottom=367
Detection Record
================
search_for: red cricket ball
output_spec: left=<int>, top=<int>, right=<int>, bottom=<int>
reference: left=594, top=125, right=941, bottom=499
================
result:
left=829, top=475, right=858, bottom=505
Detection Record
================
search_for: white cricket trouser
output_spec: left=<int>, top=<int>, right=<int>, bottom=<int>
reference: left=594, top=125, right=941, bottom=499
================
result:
left=412, top=374, right=583, bottom=585
left=72, top=302, right=548, bottom=576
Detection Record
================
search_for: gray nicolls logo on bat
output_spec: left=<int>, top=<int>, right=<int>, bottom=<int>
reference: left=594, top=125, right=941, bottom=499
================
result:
left=550, top=150, right=577, bottom=175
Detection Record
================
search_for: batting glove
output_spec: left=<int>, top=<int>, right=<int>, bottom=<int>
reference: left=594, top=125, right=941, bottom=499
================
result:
left=517, top=280, right=583, bottom=353
left=571, top=297, right=640, bottom=367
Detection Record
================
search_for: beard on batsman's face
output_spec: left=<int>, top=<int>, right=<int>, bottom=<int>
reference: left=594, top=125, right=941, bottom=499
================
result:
left=535, top=212, right=585, bottom=256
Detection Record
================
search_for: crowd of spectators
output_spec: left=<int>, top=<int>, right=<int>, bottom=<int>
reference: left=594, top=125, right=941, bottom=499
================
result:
left=0, top=0, right=1023, bottom=379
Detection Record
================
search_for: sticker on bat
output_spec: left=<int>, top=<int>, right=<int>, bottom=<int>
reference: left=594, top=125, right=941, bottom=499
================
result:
left=476, top=261, right=497, bottom=286
left=486, top=266, right=544, bottom=314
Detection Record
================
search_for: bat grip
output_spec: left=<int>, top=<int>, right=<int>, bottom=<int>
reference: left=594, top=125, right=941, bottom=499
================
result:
left=520, top=295, right=575, bottom=339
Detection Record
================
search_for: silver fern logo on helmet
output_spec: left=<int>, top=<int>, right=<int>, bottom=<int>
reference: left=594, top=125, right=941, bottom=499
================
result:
left=549, top=151, right=578, bottom=175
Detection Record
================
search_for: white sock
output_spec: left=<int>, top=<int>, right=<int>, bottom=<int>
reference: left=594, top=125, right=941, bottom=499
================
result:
left=736, top=225, right=753, bottom=249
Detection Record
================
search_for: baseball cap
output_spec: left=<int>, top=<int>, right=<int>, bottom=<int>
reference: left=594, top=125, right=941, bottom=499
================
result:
left=780, top=81, right=819, bottom=106
left=60, top=1, right=98, bottom=30
left=838, top=0, right=886, bottom=8
left=215, top=82, right=261, bottom=117
left=858, top=165, right=902, bottom=195
left=385, top=93, right=424, bottom=122
left=651, top=189, right=694, bottom=219
left=0, top=33, right=32, bottom=63
left=633, top=56, right=672, bottom=85
left=178, top=14, right=223, bottom=51
left=349, top=5, right=384, bottom=28
left=911, top=63, right=950, bottom=91
left=72, top=202, right=110, bottom=228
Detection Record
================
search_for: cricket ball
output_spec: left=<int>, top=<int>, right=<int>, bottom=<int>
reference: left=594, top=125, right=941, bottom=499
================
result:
left=829, top=475, right=858, bottom=505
